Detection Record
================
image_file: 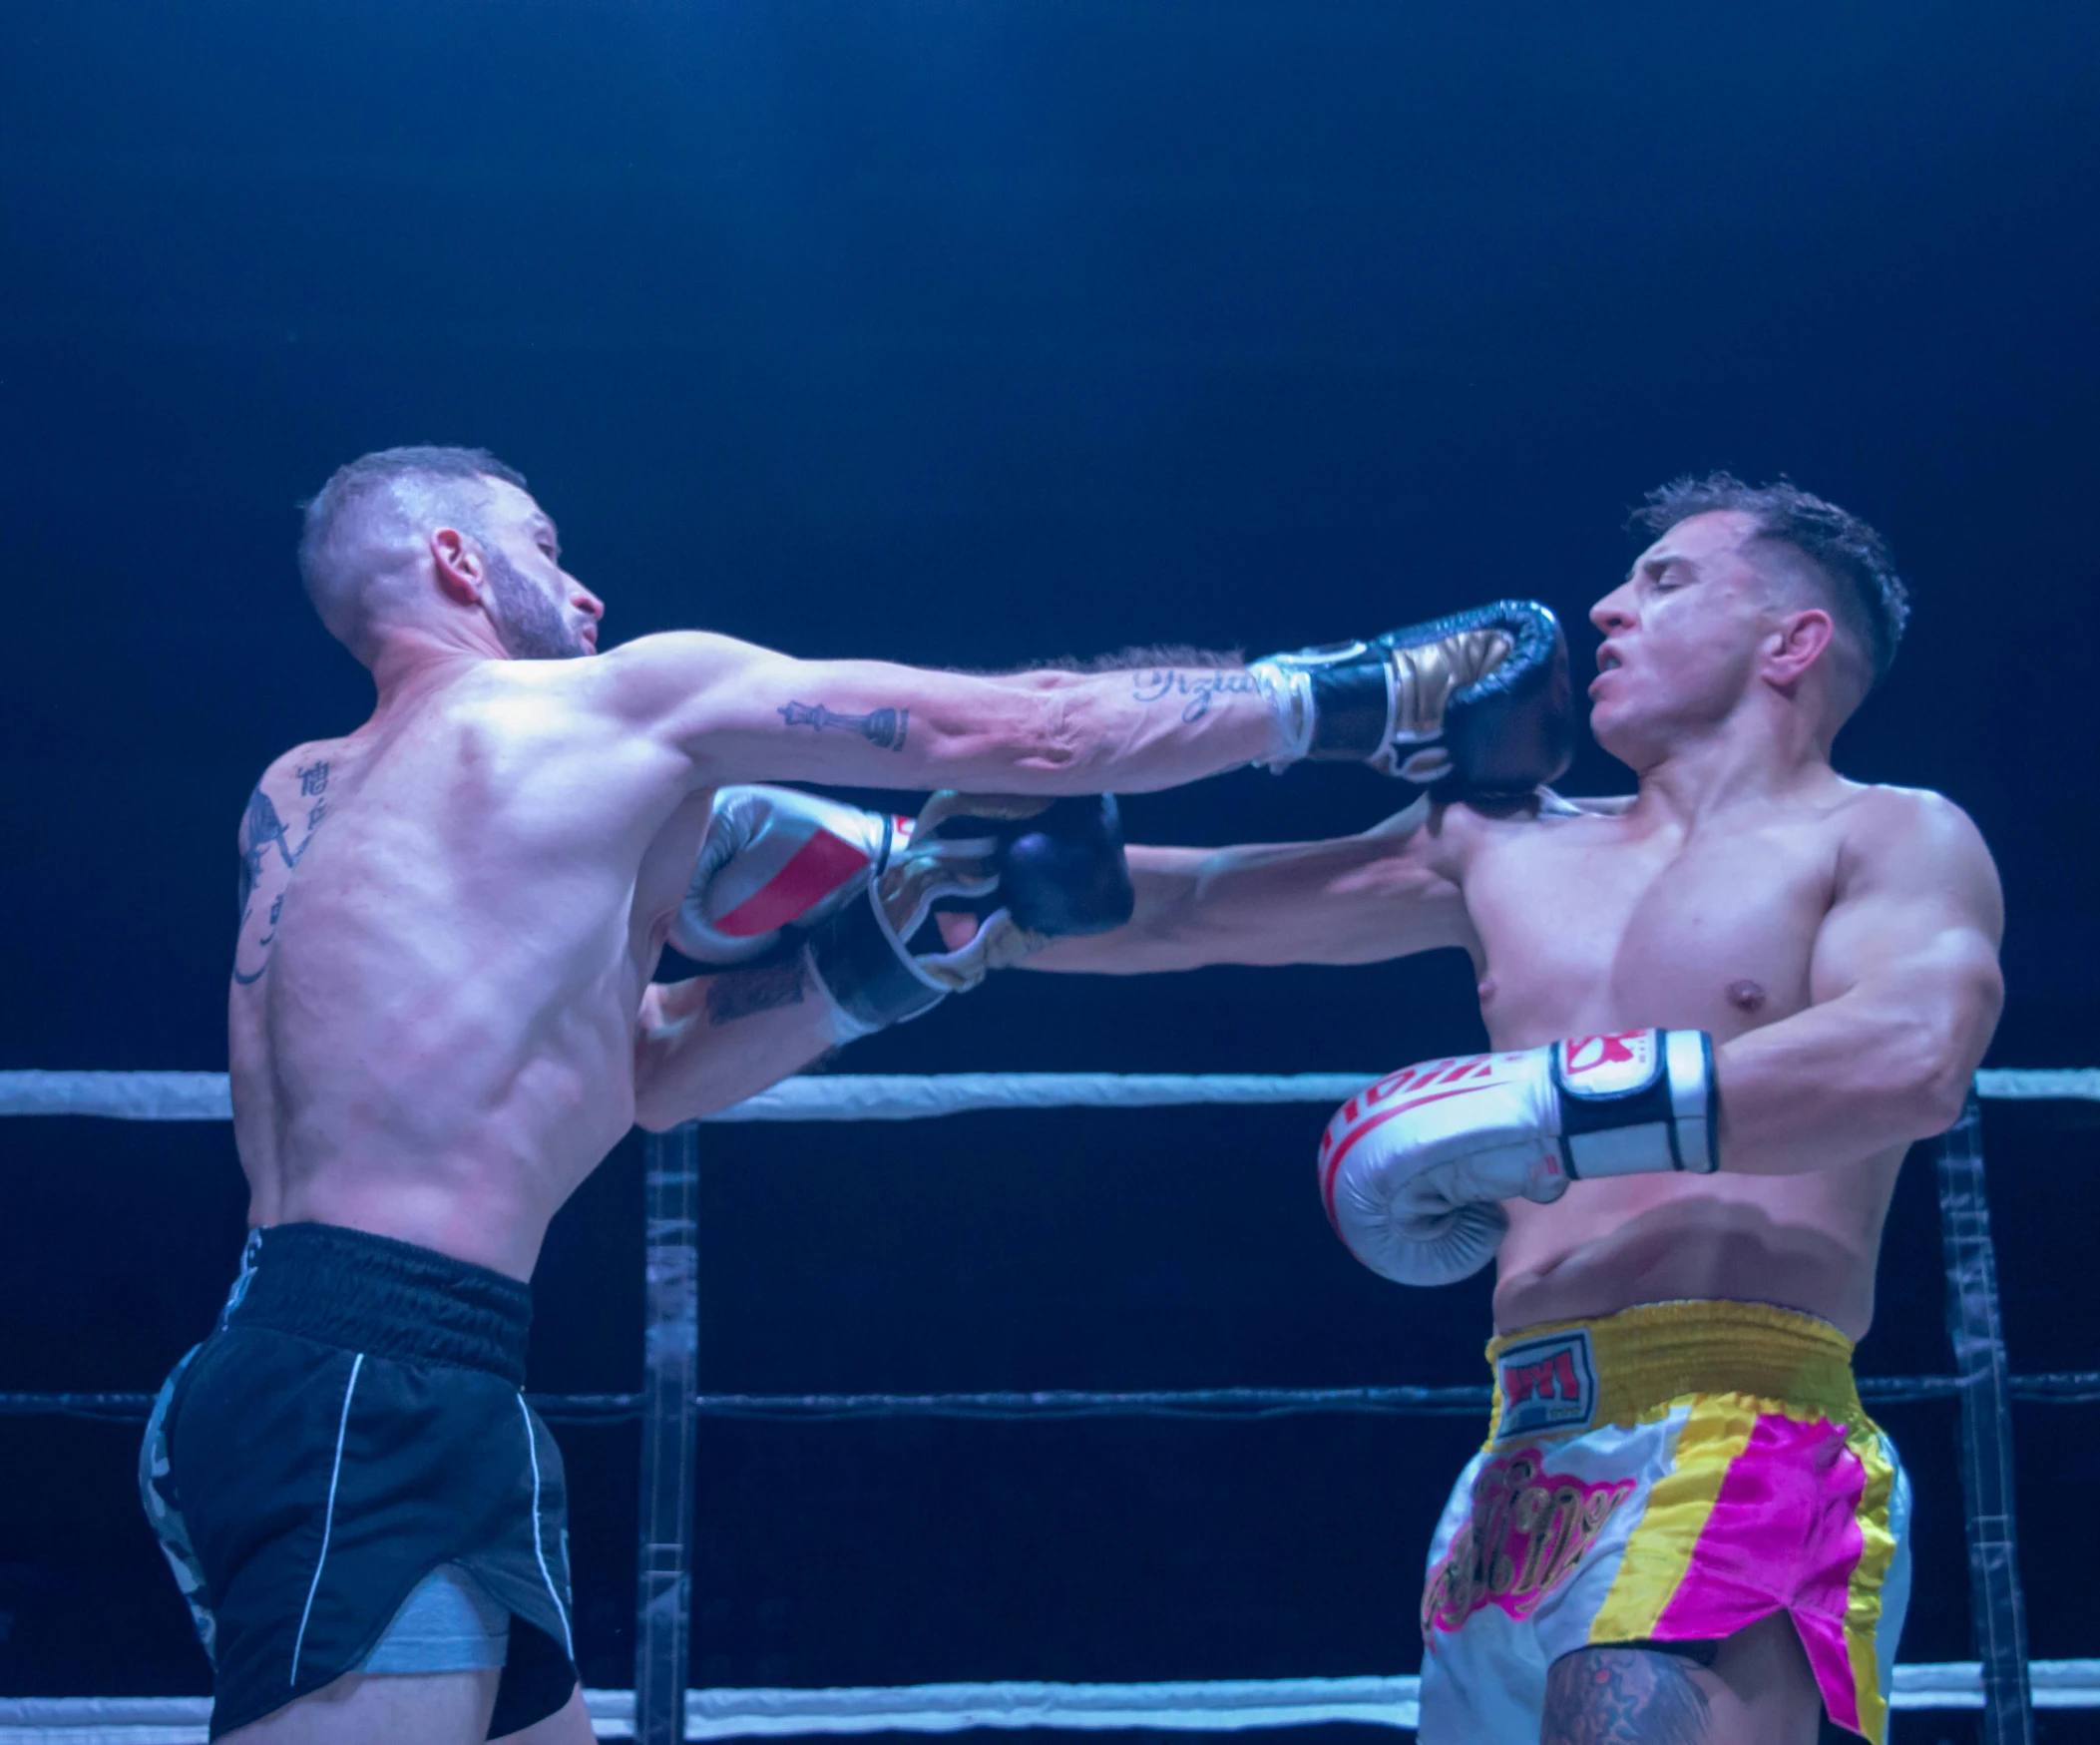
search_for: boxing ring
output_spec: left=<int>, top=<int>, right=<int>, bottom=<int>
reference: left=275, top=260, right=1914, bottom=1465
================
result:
left=2, top=1068, right=2096, bottom=1744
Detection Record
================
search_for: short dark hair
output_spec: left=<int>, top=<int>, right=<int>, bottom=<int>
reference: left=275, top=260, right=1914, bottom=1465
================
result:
left=297, top=446, right=528, bottom=651
left=1631, top=473, right=1909, bottom=684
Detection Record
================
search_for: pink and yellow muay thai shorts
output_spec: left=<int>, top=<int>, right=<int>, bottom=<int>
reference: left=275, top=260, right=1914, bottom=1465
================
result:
left=1416, top=1300, right=1912, bottom=1743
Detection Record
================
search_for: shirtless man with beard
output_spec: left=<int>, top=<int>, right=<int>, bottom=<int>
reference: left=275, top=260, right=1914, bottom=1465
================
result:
left=1032, top=476, right=2004, bottom=1744
left=138, top=445, right=1570, bottom=1744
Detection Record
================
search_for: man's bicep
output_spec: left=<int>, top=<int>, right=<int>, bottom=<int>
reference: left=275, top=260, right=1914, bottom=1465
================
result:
left=1810, top=795, right=2004, bottom=1012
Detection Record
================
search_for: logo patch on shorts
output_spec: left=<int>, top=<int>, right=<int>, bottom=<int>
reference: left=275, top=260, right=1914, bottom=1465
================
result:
left=1494, top=1328, right=1597, bottom=1441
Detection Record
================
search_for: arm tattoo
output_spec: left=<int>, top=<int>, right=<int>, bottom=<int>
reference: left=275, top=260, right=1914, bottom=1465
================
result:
left=778, top=701, right=909, bottom=750
left=1130, top=668, right=1259, bottom=723
left=704, top=957, right=810, bottom=1026
left=1542, top=1647, right=1713, bottom=1745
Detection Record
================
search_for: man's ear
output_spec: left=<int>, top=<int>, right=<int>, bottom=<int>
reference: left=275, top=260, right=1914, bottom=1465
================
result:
left=1764, top=607, right=1836, bottom=689
left=429, top=527, right=486, bottom=606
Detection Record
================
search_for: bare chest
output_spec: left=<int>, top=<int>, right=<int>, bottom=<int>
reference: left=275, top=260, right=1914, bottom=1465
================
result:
left=1461, top=816, right=1842, bottom=1046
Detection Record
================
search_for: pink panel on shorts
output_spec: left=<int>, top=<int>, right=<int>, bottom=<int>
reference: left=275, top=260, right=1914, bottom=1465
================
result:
left=1653, top=1413, right=1869, bottom=1732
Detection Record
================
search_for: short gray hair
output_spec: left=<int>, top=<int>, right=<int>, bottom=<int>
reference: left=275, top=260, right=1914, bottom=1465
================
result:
left=297, top=446, right=528, bottom=648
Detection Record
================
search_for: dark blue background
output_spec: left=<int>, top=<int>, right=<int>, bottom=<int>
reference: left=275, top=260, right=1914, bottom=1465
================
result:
left=3, top=3, right=2097, bottom=1740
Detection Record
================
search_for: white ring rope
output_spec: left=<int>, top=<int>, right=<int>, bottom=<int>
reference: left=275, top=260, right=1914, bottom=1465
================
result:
left=4, top=1662, right=2099, bottom=1741
left=2, top=1065, right=2089, bottom=1736
left=1, top=1067, right=2095, bottom=1123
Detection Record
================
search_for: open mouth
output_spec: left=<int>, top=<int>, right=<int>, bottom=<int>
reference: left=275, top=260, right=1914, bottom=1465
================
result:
left=1588, top=646, right=1623, bottom=698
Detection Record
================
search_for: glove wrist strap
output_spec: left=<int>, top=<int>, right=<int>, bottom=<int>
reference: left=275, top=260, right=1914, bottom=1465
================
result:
left=805, top=893, right=949, bottom=1038
left=1247, top=648, right=1406, bottom=770
left=1551, top=1030, right=1719, bottom=1179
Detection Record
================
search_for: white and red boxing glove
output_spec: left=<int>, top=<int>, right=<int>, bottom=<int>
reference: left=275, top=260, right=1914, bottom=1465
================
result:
left=1317, top=1030, right=1719, bottom=1286
left=670, top=786, right=913, bottom=965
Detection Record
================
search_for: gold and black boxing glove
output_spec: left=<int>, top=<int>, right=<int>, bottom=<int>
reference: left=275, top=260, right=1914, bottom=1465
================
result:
left=1247, top=600, right=1574, bottom=797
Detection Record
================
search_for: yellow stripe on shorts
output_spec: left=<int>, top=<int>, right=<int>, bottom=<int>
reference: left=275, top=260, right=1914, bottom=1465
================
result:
left=1588, top=1398, right=1759, bottom=1643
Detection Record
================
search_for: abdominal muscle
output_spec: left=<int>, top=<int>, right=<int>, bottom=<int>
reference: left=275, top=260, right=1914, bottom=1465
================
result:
left=1490, top=1150, right=1903, bottom=1341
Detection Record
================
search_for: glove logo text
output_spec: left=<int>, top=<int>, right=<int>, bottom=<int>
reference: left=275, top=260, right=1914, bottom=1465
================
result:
left=1558, top=1031, right=1658, bottom=1097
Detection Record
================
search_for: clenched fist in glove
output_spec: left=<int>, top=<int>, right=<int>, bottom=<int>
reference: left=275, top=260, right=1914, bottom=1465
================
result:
left=1317, top=1030, right=1719, bottom=1286
left=672, top=784, right=1133, bottom=1041
left=1247, top=600, right=1574, bottom=797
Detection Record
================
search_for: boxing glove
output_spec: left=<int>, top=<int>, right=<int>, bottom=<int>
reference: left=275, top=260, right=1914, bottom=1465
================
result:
left=1248, top=600, right=1574, bottom=796
left=1318, top=1030, right=1718, bottom=1286
left=673, top=785, right=1133, bottom=1039
left=670, top=785, right=911, bottom=964
left=808, top=790, right=1134, bottom=1037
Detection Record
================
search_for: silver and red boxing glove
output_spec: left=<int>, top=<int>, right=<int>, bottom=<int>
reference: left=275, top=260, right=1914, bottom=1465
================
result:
left=1317, top=1030, right=1719, bottom=1286
left=673, top=785, right=1133, bottom=1041
left=670, top=786, right=914, bottom=964
left=1247, top=600, right=1574, bottom=797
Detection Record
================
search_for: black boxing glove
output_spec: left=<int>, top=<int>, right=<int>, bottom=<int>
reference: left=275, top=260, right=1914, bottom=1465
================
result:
left=993, top=795, right=1134, bottom=938
left=806, top=791, right=1132, bottom=1039
left=1247, top=600, right=1574, bottom=796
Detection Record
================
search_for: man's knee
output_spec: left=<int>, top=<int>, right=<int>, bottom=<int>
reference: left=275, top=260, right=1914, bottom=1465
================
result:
left=1542, top=1644, right=1717, bottom=1743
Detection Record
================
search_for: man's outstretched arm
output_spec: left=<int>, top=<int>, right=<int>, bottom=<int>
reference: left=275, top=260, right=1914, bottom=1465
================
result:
left=598, top=595, right=1574, bottom=799
left=603, top=633, right=1277, bottom=794
left=1027, top=799, right=1473, bottom=973
left=1713, top=787, right=2004, bottom=1175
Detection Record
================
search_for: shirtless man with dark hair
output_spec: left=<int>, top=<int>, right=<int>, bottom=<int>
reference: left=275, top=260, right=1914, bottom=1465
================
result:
left=141, top=445, right=1570, bottom=1744
left=1034, top=478, right=2004, bottom=1744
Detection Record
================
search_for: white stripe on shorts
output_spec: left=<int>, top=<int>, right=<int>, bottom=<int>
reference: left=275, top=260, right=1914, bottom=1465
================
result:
left=290, top=1351, right=365, bottom=1684
left=517, top=1395, right=574, bottom=1658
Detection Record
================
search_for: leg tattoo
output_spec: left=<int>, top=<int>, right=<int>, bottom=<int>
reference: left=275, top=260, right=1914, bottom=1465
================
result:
left=1542, top=1647, right=1714, bottom=1744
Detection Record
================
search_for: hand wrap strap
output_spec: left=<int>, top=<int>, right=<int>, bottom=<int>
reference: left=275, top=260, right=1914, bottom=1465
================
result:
left=809, top=793, right=1133, bottom=1040
left=1552, top=1030, right=1719, bottom=1179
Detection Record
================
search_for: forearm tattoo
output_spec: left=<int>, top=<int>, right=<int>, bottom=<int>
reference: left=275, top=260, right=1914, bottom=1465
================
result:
left=1130, top=668, right=1260, bottom=723
left=1542, top=1647, right=1713, bottom=1744
left=779, top=701, right=908, bottom=750
left=232, top=761, right=328, bottom=986
left=704, top=957, right=810, bottom=1026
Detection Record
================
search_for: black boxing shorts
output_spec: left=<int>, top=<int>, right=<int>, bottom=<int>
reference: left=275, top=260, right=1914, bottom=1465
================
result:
left=139, top=1223, right=578, bottom=1740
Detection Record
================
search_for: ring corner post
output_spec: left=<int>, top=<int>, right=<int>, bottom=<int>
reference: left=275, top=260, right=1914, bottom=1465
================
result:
left=636, top=1120, right=701, bottom=1745
left=1934, top=1091, right=2035, bottom=1745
